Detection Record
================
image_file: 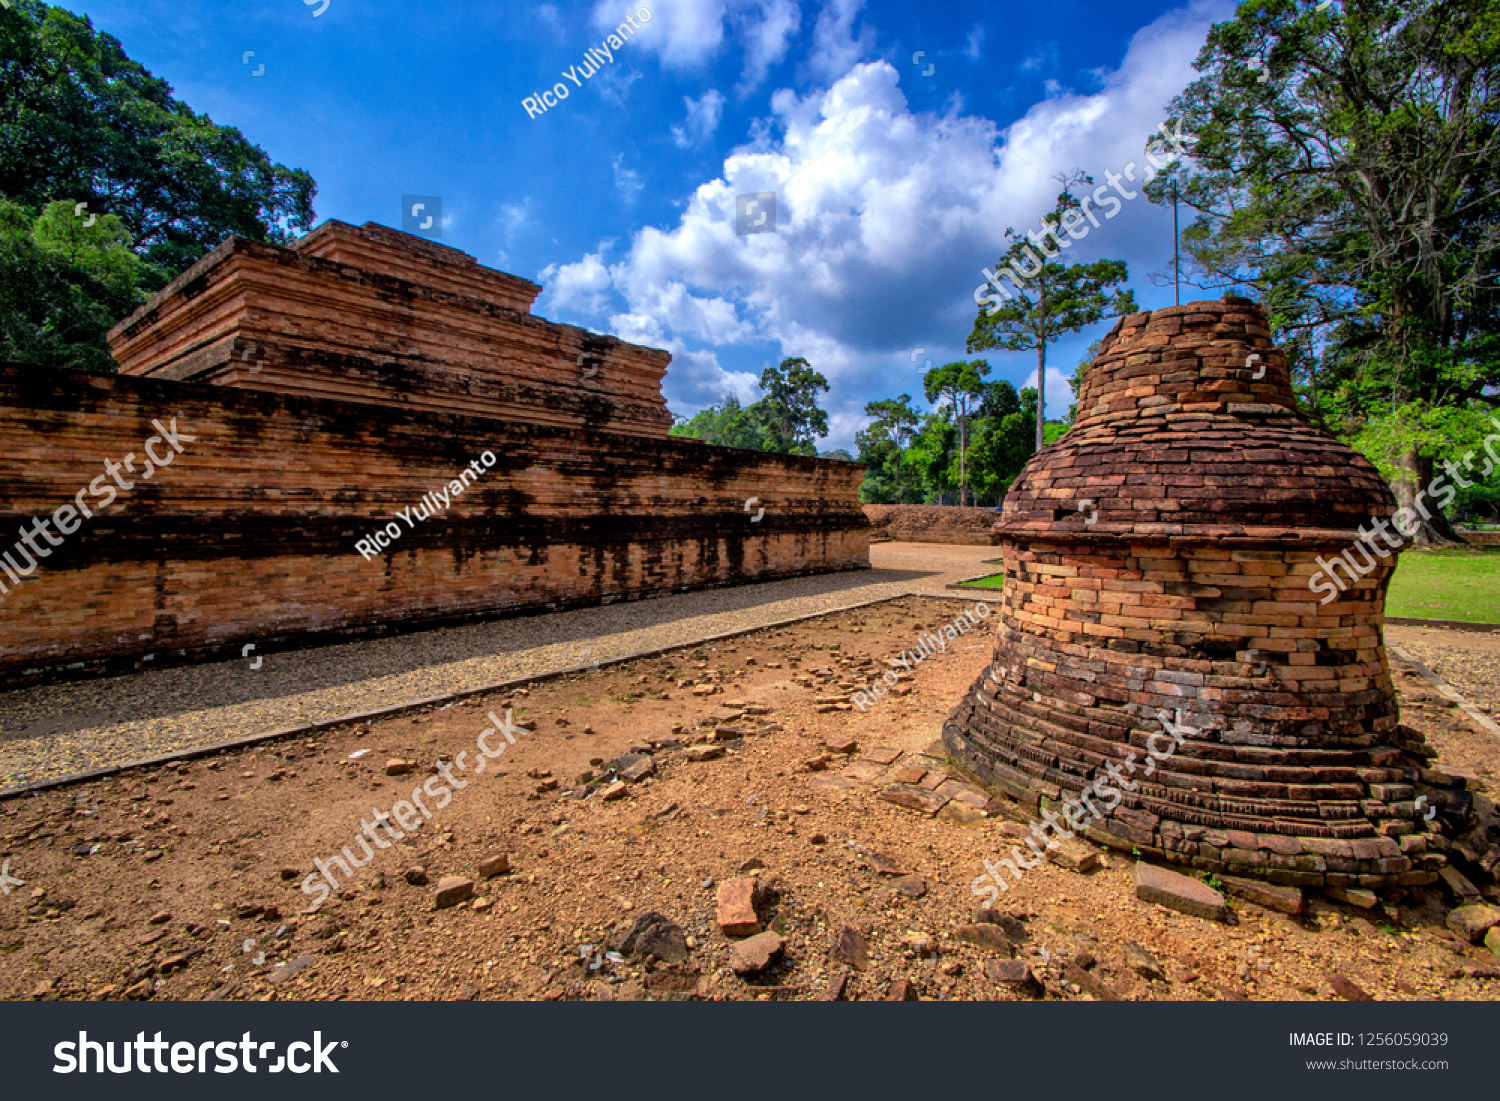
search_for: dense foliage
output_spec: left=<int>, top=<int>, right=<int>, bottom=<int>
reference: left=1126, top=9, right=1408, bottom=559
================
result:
left=669, top=358, right=832, bottom=457
left=1150, top=0, right=1500, bottom=541
left=0, top=1, right=317, bottom=369
left=856, top=379, right=1055, bottom=506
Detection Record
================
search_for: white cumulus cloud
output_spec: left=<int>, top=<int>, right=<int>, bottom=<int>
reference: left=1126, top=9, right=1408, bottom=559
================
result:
left=590, top=0, right=799, bottom=86
left=539, top=249, right=614, bottom=315
left=544, top=1, right=1232, bottom=449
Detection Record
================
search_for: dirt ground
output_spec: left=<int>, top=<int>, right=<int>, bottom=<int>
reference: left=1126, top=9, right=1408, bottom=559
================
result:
left=1387, top=623, right=1500, bottom=733
left=2, top=595, right=1497, bottom=1003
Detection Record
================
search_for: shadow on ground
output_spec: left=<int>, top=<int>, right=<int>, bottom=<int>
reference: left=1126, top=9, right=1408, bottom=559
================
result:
left=0, top=567, right=940, bottom=742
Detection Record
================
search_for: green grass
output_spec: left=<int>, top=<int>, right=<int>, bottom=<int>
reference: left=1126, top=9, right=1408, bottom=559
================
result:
left=1386, top=547, right=1500, bottom=623
left=959, top=573, right=1005, bottom=589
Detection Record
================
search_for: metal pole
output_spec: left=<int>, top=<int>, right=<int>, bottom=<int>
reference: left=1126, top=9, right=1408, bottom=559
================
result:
left=1172, top=179, right=1181, bottom=307
left=1036, top=299, right=1047, bottom=452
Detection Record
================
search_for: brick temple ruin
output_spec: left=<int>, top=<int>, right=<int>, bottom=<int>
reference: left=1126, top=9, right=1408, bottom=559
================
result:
left=945, top=299, right=1435, bottom=889
left=0, top=221, right=867, bottom=683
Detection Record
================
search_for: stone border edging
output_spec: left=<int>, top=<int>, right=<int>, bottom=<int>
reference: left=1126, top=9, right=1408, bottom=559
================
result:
left=1387, top=643, right=1500, bottom=745
left=1386, top=616, right=1500, bottom=634
left=0, top=588, right=988, bottom=801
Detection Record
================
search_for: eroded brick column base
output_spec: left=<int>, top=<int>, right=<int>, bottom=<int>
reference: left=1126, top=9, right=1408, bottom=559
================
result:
left=944, top=299, right=1433, bottom=888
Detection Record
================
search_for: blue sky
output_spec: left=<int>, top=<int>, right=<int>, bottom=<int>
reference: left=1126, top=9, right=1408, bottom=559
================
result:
left=71, top=0, right=1235, bottom=451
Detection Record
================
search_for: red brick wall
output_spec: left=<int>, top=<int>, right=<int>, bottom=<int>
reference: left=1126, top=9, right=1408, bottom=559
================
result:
left=0, top=364, right=867, bottom=684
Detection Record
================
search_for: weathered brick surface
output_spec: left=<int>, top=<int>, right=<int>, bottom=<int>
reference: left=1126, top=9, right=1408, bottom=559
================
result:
left=0, top=365, right=866, bottom=684
left=110, top=222, right=675, bottom=439
left=0, top=224, right=868, bottom=684
left=943, top=299, right=1429, bottom=887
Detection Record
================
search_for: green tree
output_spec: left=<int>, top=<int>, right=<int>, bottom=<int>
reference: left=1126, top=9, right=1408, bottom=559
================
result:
left=1066, top=338, right=1104, bottom=425
left=856, top=395, right=924, bottom=502
left=0, top=198, right=155, bottom=371
left=970, top=173, right=1138, bottom=449
left=668, top=358, right=832, bottom=456
left=923, top=359, right=990, bottom=505
left=966, top=383, right=1039, bottom=503
left=668, top=396, right=767, bottom=450
left=1453, top=456, right=1500, bottom=525
left=905, top=411, right=959, bottom=504
left=0, top=1, right=316, bottom=282
left=1150, top=0, right=1500, bottom=543
left=757, top=357, right=830, bottom=455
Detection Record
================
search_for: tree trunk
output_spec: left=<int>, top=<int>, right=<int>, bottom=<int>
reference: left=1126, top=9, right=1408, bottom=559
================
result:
left=1379, top=301, right=1467, bottom=546
left=1391, top=449, right=1467, bottom=546
left=959, top=409, right=968, bottom=507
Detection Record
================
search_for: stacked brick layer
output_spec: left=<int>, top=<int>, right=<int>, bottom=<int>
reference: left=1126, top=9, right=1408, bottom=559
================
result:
left=0, top=365, right=867, bottom=684
left=1001, top=301, right=1393, bottom=540
left=944, top=301, right=1429, bottom=888
left=108, top=222, right=674, bottom=439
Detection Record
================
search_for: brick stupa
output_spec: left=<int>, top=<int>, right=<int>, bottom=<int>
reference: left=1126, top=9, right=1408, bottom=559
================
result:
left=944, top=298, right=1430, bottom=889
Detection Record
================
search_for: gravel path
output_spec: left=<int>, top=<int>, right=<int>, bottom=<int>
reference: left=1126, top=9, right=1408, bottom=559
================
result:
left=1385, top=625, right=1500, bottom=721
left=0, top=544, right=1000, bottom=789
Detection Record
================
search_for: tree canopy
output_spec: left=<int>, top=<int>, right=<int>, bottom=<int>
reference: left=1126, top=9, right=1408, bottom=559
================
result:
left=0, top=0, right=317, bottom=368
left=855, top=381, right=1047, bottom=506
left=0, top=199, right=154, bottom=372
left=856, top=394, right=926, bottom=503
left=970, top=172, right=1138, bottom=448
left=757, top=357, right=831, bottom=455
left=1149, top=0, right=1500, bottom=542
left=668, top=357, right=832, bottom=457
left=923, top=359, right=990, bottom=505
